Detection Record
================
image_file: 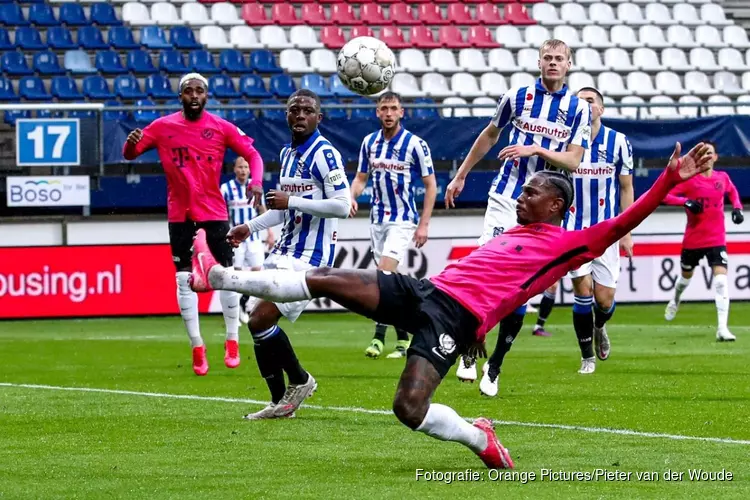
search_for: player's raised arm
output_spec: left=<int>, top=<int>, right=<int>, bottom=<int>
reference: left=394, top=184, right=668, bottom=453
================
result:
left=122, top=122, right=158, bottom=160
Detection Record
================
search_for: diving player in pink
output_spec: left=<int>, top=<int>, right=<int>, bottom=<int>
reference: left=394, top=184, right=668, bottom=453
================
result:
left=663, top=141, right=744, bottom=341
left=188, top=142, right=711, bottom=469
left=123, top=73, right=264, bottom=376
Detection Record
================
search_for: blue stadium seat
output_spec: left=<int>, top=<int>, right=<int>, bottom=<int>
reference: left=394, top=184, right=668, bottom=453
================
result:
left=412, top=98, right=439, bottom=120
left=95, top=50, right=127, bottom=75
left=159, top=50, right=189, bottom=74
left=47, top=26, right=77, bottom=50
left=189, top=50, right=220, bottom=74
left=145, top=74, right=174, bottom=99
left=134, top=98, right=159, bottom=125
left=90, top=4, right=122, bottom=26
left=83, top=75, right=115, bottom=100
left=0, top=4, right=30, bottom=26
left=209, top=75, right=241, bottom=99
left=323, top=99, right=347, bottom=120
left=78, top=26, right=109, bottom=50
left=140, top=26, right=172, bottom=50
left=250, top=50, right=283, bottom=73
left=64, top=50, right=96, bottom=74
left=115, top=74, right=147, bottom=99
left=108, top=26, right=139, bottom=50
left=104, top=100, right=128, bottom=121
left=260, top=98, right=285, bottom=120
left=69, top=110, right=95, bottom=119
left=16, top=27, right=47, bottom=50
left=127, top=50, right=157, bottom=74
left=220, top=49, right=252, bottom=74
left=18, top=76, right=51, bottom=100
left=51, top=76, right=83, bottom=101
left=301, top=74, right=333, bottom=98
left=4, top=109, right=30, bottom=126
left=28, top=3, right=58, bottom=26
left=270, top=74, right=296, bottom=98
left=0, top=28, right=13, bottom=50
left=0, top=77, right=17, bottom=101
left=170, top=26, right=202, bottom=50
left=1, top=52, right=33, bottom=76
left=239, top=75, right=272, bottom=99
left=163, top=98, right=181, bottom=112
left=33, top=51, right=65, bottom=75
left=351, top=97, right=376, bottom=120
left=329, top=75, right=356, bottom=98
left=59, top=3, right=88, bottom=26
left=206, top=98, right=227, bottom=119
left=227, top=99, right=255, bottom=122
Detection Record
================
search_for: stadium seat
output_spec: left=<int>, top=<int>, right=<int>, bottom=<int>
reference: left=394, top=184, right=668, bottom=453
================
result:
left=561, top=4, right=592, bottom=26
left=476, top=4, right=505, bottom=25
left=329, top=74, right=356, bottom=97
left=494, top=25, right=527, bottom=49
left=182, top=3, right=213, bottom=26
left=122, top=2, right=151, bottom=26
left=504, top=4, right=536, bottom=25
left=645, top=3, right=676, bottom=25
left=47, top=26, right=77, bottom=50
left=568, top=72, right=596, bottom=91
left=655, top=70, right=686, bottom=95
left=517, top=48, right=539, bottom=72
left=350, top=97, right=376, bottom=121
left=524, top=25, right=550, bottom=48
left=690, top=48, right=721, bottom=72
left=229, top=26, right=262, bottom=49
left=19, top=76, right=51, bottom=100
left=330, top=4, right=360, bottom=25
left=678, top=95, right=702, bottom=118
left=207, top=98, right=227, bottom=119
left=438, top=26, right=469, bottom=49
left=429, top=48, right=460, bottom=73
left=141, top=26, right=173, bottom=49
left=588, top=3, right=617, bottom=26
left=666, top=25, right=699, bottom=50
left=227, top=99, right=255, bottom=123
left=302, top=3, right=331, bottom=25
left=310, top=49, right=336, bottom=73
left=412, top=4, right=444, bottom=26
left=63, top=50, right=95, bottom=75
left=648, top=95, right=680, bottom=119
left=488, top=48, right=521, bottom=73
left=451, top=73, right=484, bottom=98
left=719, top=48, right=749, bottom=72
left=260, top=98, right=285, bottom=121
left=714, top=71, right=744, bottom=96
left=391, top=72, right=426, bottom=98
left=736, top=95, right=750, bottom=115
left=640, top=26, right=670, bottom=49
left=706, top=95, right=733, bottom=116
left=146, top=74, right=174, bottom=98
left=627, top=71, right=660, bottom=97
left=617, top=3, right=648, bottom=25
left=0, top=29, right=13, bottom=51
left=280, top=49, right=313, bottom=74
left=1, top=52, right=33, bottom=75
left=211, top=3, right=244, bottom=25
left=59, top=3, right=87, bottom=26
left=78, top=26, right=109, bottom=50
left=259, top=26, right=293, bottom=50
left=480, top=73, right=509, bottom=98
left=532, top=4, right=562, bottom=26
left=690, top=26, right=724, bottom=50
left=360, top=4, right=387, bottom=25
left=581, top=26, right=613, bottom=50
left=240, top=74, right=272, bottom=98
left=724, top=26, right=750, bottom=49
left=51, top=76, right=82, bottom=100
left=33, top=51, right=64, bottom=75
left=68, top=110, right=95, bottom=119
left=159, top=50, right=188, bottom=73
left=701, top=3, right=731, bottom=26
left=103, top=100, right=128, bottom=122
left=468, top=26, right=500, bottom=48
left=379, top=27, right=409, bottom=49
left=685, top=70, right=715, bottom=96
left=250, top=50, right=283, bottom=73
left=170, top=26, right=203, bottom=49
left=83, top=75, right=115, bottom=99
left=620, top=96, right=649, bottom=120
left=321, top=26, right=346, bottom=49
left=603, top=48, right=635, bottom=72
left=673, top=3, right=700, bottom=25
left=272, top=3, right=300, bottom=25
left=115, top=75, right=148, bottom=99
left=633, top=48, right=665, bottom=72
left=597, top=72, right=631, bottom=97
left=152, top=3, right=182, bottom=26
left=459, top=48, right=489, bottom=73
left=350, top=26, right=375, bottom=40
left=662, top=48, right=692, bottom=72
left=134, top=99, right=160, bottom=125
left=270, top=74, right=297, bottom=98
left=190, top=50, right=220, bottom=73
left=16, top=27, right=47, bottom=50
left=126, top=50, right=157, bottom=74
left=220, top=49, right=251, bottom=73
left=576, top=48, right=606, bottom=72
left=290, top=26, right=323, bottom=49
left=554, top=26, right=583, bottom=49
left=323, top=99, right=347, bottom=120
left=90, top=4, right=122, bottom=26
left=0, top=77, right=17, bottom=101
left=0, top=3, right=29, bottom=26
left=442, top=96, right=470, bottom=118
left=200, top=26, right=233, bottom=49
left=29, top=3, right=59, bottom=26
left=412, top=98, right=439, bottom=120
left=447, top=4, right=477, bottom=25
left=109, top=26, right=140, bottom=50
left=472, top=97, right=497, bottom=118
left=610, top=25, right=642, bottom=49
left=241, top=4, right=269, bottom=26
left=96, top=50, right=127, bottom=74
left=301, top=74, right=332, bottom=98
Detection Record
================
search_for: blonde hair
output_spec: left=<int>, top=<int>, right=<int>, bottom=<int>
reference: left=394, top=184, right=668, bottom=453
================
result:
left=539, top=39, right=572, bottom=60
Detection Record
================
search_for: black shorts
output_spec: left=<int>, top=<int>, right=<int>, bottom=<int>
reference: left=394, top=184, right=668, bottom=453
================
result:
left=373, top=271, right=479, bottom=378
left=168, top=220, right=233, bottom=270
left=681, top=246, right=728, bottom=271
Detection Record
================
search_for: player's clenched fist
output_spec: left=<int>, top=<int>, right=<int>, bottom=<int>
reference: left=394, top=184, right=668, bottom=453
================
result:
left=127, top=128, right=143, bottom=145
left=226, top=224, right=250, bottom=247
left=266, top=189, right=290, bottom=210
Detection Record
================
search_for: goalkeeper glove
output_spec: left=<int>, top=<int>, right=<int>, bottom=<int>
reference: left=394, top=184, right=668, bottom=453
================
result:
left=684, top=200, right=703, bottom=214
left=732, top=208, right=744, bottom=224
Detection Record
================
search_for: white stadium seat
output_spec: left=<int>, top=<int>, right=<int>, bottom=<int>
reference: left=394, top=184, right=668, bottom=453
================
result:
left=495, top=26, right=528, bottom=50
left=391, top=73, right=425, bottom=98
left=400, top=49, right=432, bottom=74
left=620, top=96, right=649, bottom=119
left=480, top=72, right=509, bottom=98
left=422, top=73, right=456, bottom=98
left=645, top=3, right=676, bottom=25
left=718, top=48, right=749, bottom=72
left=430, top=49, right=461, bottom=74
left=199, top=26, right=232, bottom=49
left=610, top=26, right=642, bottom=49
left=122, top=2, right=151, bottom=26
left=701, top=4, right=732, bottom=26
left=575, top=48, right=606, bottom=72
left=695, top=26, right=727, bottom=49
left=640, top=26, right=671, bottom=49
left=678, top=95, right=702, bottom=118
left=685, top=70, right=716, bottom=96
left=553, top=26, right=584, bottom=49
left=289, top=26, right=323, bottom=49
left=655, top=71, right=686, bottom=95
left=689, top=48, right=721, bottom=72
left=259, top=26, right=293, bottom=50
left=280, top=49, right=312, bottom=74
left=713, top=71, right=744, bottom=96
left=510, top=72, right=536, bottom=88
left=488, top=48, right=521, bottom=73
left=626, top=71, right=660, bottom=97
left=602, top=96, right=620, bottom=118
left=568, top=72, right=596, bottom=91
left=661, top=48, right=692, bottom=72
left=743, top=71, right=750, bottom=90
left=517, top=48, right=540, bottom=72
left=151, top=3, right=183, bottom=26
left=723, top=26, right=750, bottom=49
left=442, top=97, right=470, bottom=118
left=666, top=25, right=699, bottom=50
left=672, top=3, right=701, bottom=25
left=451, top=73, right=484, bottom=98
left=588, top=3, right=619, bottom=26
left=736, top=95, right=750, bottom=116
left=472, top=97, right=497, bottom=118
left=605, top=48, right=637, bottom=72
left=633, top=48, right=665, bottom=72
left=230, top=26, right=262, bottom=49
left=310, top=49, right=336, bottom=74
left=561, top=4, right=593, bottom=26
left=706, top=95, right=734, bottom=116
left=649, top=95, right=680, bottom=119
left=181, top=3, right=213, bottom=26
left=525, top=26, right=552, bottom=48
left=532, top=4, right=564, bottom=26
left=459, top=49, right=489, bottom=73
left=617, top=4, right=648, bottom=25
left=211, top=3, right=244, bottom=26
left=582, top=26, right=614, bottom=49
left=598, top=72, right=631, bottom=97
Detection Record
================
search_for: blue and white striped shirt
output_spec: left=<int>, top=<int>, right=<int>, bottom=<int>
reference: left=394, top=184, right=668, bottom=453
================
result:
left=358, top=127, right=434, bottom=224
left=221, top=178, right=260, bottom=241
left=490, top=79, right=591, bottom=202
left=273, top=129, right=349, bottom=267
left=564, top=125, right=633, bottom=231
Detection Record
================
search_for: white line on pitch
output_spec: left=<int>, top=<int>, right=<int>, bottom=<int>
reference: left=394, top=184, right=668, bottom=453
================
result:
left=1, top=382, right=749, bottom=446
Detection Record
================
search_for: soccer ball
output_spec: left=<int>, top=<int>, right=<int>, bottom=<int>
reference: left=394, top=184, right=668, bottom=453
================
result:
left=337, top=37, right=396, bottom=96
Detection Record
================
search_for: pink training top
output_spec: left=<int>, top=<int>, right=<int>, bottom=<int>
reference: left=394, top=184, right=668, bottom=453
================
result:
left=663, top=170, right=742, bottom=249
left=122, top=111, right=264, bottom=223
left=431, top=165, right=685, bottom=342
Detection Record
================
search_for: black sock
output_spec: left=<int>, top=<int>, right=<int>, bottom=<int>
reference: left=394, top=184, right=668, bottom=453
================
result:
left=594, top=301, right=616, bottom=329
left=536, top=291, right=556, bottom=328
left=252, top=335, right=286, bottom=404
left=273, top=327, right=308, bottom=385
left=488, top=311, right=525, bottom=370
left=240, top=294, right=250, bottom=312
left=395, top=328, right=409, bottom=342
left=373, top=323, right=387, bottom=343
left=573, top=296, right=595, bottom=359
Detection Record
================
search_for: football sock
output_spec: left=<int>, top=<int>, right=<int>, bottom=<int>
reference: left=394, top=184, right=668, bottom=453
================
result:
left=714, top=274, right=730, bottom=330
left=535, top=290, right=556, bottom=329
left=251, top=326, right=286, bottom=404
left=488, top=308, right=525, bottom=370
left=176, top=272, right=202, bottom=348
left=373, top=323, right=387, bottom=343
left=210, top=268, right=311, bottom=303
left=396, top=328, right=410, bottom=342
left=240, top=294, right=250, bottom=312
left=573, top=295, right=595, bottom=359
left=220, top=290, right=240, bottom=342
left=594, top=301, right=616, bottom=329
left=415, top=404, right=488, bottom=453
left=674, top=276, right=691, bottom=304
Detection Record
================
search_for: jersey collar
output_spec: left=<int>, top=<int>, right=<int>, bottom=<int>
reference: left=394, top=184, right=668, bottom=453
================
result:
left=592, top=125, right=607, bottom=146
left=535, top=78, right=568, bottom=97
left=290, top=129, right=321, bottom=155
left=382, top=126, right=405, bottom=144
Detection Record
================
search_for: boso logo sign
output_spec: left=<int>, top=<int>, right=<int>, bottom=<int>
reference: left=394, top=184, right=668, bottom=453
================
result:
left=7, top=176, right=90, bottom=207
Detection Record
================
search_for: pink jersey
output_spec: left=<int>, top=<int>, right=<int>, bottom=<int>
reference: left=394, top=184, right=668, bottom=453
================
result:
left=663, top=170, right=742, bottom=249
left=431, top=166, right=684, bottom=342
left=122, top=111, right=264, bottom=223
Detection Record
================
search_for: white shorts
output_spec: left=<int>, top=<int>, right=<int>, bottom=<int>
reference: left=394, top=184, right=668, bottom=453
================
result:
left=261, top=253, right=313, bottom=323
left=478, top=195, right=518, bottom=246
left=370, top=221, right=417, bottom=264
left=568, top=241, right=621, bottom=288
left=233, top=238, right=265, bottom=270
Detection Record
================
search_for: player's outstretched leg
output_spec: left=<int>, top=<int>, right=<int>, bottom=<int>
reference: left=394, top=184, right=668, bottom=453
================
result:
left=480, top=307, right=526, bottom=397
left=573, top=295, right=596, bottom=374
left=532, top=288, right=556, bottom=337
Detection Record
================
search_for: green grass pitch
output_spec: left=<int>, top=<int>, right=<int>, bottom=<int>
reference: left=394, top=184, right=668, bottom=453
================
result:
left=1, top=303, right=749, bottom=499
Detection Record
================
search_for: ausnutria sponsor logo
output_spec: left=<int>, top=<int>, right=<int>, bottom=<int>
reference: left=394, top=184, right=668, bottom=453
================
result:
left=513, top=117, right=570, bottom=140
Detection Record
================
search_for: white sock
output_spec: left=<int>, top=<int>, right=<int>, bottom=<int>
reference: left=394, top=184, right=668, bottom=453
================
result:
left=220, top=290, right=240, bottom=342
left=209, top=268, right=311, bottom=303
left=674, top=276, right=691, bottom=304
left=176, top=272, right=202, bottom=348
left=415, top=404, right=488, bottom=453
left=714, top=274, right=729, bottom=330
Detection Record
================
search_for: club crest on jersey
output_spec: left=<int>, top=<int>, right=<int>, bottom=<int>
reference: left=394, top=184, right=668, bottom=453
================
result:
left=202, top=129, right=214, bottom=140
left=295, top=159, right=309, bottom=178
left=715, top=181, right=723, bottom=191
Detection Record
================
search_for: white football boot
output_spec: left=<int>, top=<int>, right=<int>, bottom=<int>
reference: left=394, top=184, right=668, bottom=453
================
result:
left=456, top=355, right=477, bottom=383
left=578, top=357, right=596, bottom=374
left=479, top=362, right=500, bottom=397
left=716, top=328, right=736, bottom=342
left=664, top=300, right=679, bottom=321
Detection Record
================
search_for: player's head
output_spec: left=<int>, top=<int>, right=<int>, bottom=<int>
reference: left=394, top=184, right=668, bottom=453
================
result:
left=577, top=87, right=604, bottom=122
left=538, top=39, right=572, bottom=85
left=287, top=89, right=322, bottom=139
left=179, top=73, right=208, bottom=120
left=376, top=91, right=404, bottom=133
left=702, top=140, right=718, bottom=170
left=516, top=171, right=574, bottom=226
left=234, top=157, right=249, bottom=183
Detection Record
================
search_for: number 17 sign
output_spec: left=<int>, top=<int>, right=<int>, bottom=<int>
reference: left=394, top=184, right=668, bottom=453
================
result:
left=16, top=118, right=81, bottom=167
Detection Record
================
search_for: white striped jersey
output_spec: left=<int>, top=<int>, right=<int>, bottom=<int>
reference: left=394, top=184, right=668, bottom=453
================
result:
left=220, top=178, right=260, bottom=242
left=273, top=129, right=349, bottom=267
left=358, top=127, right=434, bottom=224
left=490, top=79, right=591, bottom=202
left=564, top=125, right=634, bottom=231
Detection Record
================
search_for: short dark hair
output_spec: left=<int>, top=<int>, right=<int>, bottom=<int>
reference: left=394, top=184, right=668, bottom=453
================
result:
left=701, top=139, right=717, bottom=153
left=577, top=87, right=604, bottom=105
left=287, top=89, right=321, bottom=111
left=537, top=170, right=575, bottom=215
left=377, top=91, right=402, bottom=105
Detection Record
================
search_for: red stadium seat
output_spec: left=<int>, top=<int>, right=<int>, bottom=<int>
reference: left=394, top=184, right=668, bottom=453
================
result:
left=468, top=26, right=501, bottom=48
left=408, top=0, right=440, bottom=4
left=321, top=25, right=346, bottom=48
left=241, top=4, right=270, bottom=26
left=350, top=25, right=375, bottom=39
left=301, top=4, right=332, bottom=25
left=331, top=4, right=361, bottom=25
left=317, top=0, right=343, bottom=4
left=439, top=26, right=471, bottom=48
left=464, top=0, right=492, bottom=4
left=519, top=0, right=545, bottom=4
left=504, top=4, right=536, bottom=25
left=360, top=4, right=388, bottom=25
left=411, top=26, right=442, bottom=48
left=271, top=4, right=300, bottom=26
left=379, top=26, right=409, bottom=49
left=476, top=4, right=507, bottom=25
left=447, top=4, right=479, bottom=25
left=417, top=4, right=449, bottom=25
left=390, top=4, right=419, bottom=25
left=490, top=0, right=520, bottom=4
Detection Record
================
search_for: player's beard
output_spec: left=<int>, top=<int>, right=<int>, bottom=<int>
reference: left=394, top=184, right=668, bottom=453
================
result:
left=183, top=102, right=204, bottom=121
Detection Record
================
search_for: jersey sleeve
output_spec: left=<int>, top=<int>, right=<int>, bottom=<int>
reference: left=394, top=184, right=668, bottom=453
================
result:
left=312, top=147, right=349, bottom=194
left=568, top=100, right=591, bottom=149
left=223, top=121, right=264, bottom=187
left=411, top=138, right=435, bottom=177
left=616, top=135, right=634, bottom=175
left=663, top=183, right=688, bottom=206
left=490, top=87, right=516, bottom=130
left=220, top=182, right=230, bottom=203
left=357, top=137, right=370, bottom=174
left=122, top=120, right=159, bottom=159
left=723, top=172, right=743, bottom=210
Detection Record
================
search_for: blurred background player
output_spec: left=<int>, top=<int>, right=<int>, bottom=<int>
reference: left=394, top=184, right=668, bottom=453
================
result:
left=444, top=39, right=591, bottom=384
left=221, top=157, right=275, bottom=324
left=224, top=89, right=351, bottom=420
left=350, top=91, right=437, bottom=359
left=663, top=142, right=744, bottom=341
left=122, top=73, right=264, bottom=376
